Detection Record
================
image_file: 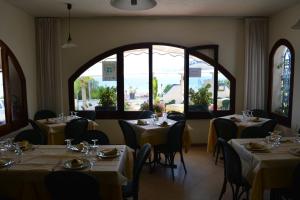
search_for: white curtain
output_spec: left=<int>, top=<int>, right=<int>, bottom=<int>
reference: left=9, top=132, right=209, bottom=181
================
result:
left=36, top=18, right=63, bottom=113
left=244, top=18, right=268, bottom=110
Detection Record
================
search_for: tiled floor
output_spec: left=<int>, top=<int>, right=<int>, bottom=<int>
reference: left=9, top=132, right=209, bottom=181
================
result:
left=139, top=146, right=270, bottom=200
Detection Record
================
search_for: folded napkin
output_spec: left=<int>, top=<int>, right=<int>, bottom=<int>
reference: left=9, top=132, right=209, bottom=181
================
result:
left=137, top=119, right=148, bottom=125
left=247, top=142, right=265, bottom=150
left=230, top=117, right=241, bottom=122
left=251, top=117, right=261, bottom=122
left=18, top=140, right=31, bottom=151
left=70, top=158, right=84, bottom=167
left=0, top=159, right=8, bottom=166
left=160, top=121, right=169, bottom=127
left=100, top=148, right=118, bottom=156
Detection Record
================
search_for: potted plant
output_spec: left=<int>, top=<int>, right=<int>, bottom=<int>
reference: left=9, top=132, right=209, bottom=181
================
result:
left=190, top=83, right=212, bottom=112
left=95, top=86, right=117, bottom=111
left=153, top=102, right=165, bottom=117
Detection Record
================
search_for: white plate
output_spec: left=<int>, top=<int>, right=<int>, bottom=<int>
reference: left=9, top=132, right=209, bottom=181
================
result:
left=97, top=151, right=120, bottom=158
left=0, top=158, right=14, bottom=168
left=63, top=159, right=90, bottom=170
left=288, top=148, right=300, bottom=157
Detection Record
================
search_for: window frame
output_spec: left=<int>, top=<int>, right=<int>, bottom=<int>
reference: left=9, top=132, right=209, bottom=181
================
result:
left=0, top=40, right=28, bottom=135
left=268, top=39, right=295, bottom=127
left=69, top=42, right=236, bottom=119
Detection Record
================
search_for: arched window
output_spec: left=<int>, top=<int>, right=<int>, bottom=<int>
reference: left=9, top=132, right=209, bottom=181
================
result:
left=268, top=39, right=295, bottom=127
left=0, top=40, right=28, bottom=135
left=69, top=43, right=236, bottom=119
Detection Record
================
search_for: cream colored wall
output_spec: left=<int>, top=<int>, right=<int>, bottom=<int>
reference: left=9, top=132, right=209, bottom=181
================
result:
left=269, top=3, right=300, bottom=131
left=61, top=17, right=245, bottom=144
left=0, top=0, right=37, bottom=119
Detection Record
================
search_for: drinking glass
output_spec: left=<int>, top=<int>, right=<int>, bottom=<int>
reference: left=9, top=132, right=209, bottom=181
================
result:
left=64, top=139, right=72, bottom=150
left=162, top=112, right=167, bottom=121
left=14, top=143, right=22, bottom=156
left=295, top=134, right=300, bottom=143
left=0, top=141, right=7, bottom=155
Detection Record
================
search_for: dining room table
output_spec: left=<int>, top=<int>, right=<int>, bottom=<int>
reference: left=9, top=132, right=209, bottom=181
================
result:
left=229, top=137, right=300, bottom=200
left=0, top=144, right=133, bottom=200
left=36, top=116, right=99, bottom=145
left=207, top=114, right=270, bottom=153
left=126, top=118, right=191, bottom=153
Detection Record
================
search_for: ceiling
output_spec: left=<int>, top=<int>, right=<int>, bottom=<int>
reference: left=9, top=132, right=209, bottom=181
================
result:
left=7, top=0, right=300, bottom=17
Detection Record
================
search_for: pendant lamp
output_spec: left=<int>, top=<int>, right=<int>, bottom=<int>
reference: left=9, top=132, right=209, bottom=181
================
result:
left=110, top=0, right=157, bottom=10
left=62, top=3, right=77, bottom=48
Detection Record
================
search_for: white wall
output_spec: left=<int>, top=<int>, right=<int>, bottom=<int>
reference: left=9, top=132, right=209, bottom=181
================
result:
left=269, top=3, right=300, bottom=130
left=0, top=0, right=37, bottom=119
left=61, top=17, right=245, bottom=143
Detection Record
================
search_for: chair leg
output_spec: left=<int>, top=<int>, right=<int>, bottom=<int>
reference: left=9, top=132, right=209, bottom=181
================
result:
left=170, top=154, right=175, bottom=181
left=218, top=177, right=227, bottom=200
left=180, top=150, right=187, bottom=174
left=215, top=143, right=220, bottom=165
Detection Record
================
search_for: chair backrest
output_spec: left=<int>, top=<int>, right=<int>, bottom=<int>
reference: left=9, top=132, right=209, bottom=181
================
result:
left=213, top=118, right=238, bottom=141
left=167, top=111, right=185, bottom=121
left=118, top=120, right=139, bottom=150
left=261, top=119, right=277, bottom=133
left=132, top=143, right=152, bottom=195
left=45, top=171, right=101, bottom=200
left=77, top=111, right=96, bottom=121
left=80, top=130, right=110, bottom=145
left=240, top=126, right=269, bottom=139
left=291, top=163, right=300, bottom=199
left=251, top=109, right=268, bottom=118
left=14, top=129, right=45, bottom=145
left=65, top=118, right=88, bottom=144
left=166, top=120, right=186, bottom=152
left=218, top=138, right=243, bottom=185
left=138, top=110, right=154, bottom=119
left=34, top=110, right=56, bottom=120
left=28, top=119, right=48, bottom=144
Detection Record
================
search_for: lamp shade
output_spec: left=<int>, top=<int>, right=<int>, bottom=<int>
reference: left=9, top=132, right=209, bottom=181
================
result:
left=111, top=0, right=157, bottom=10
left=291, top=19, right=300, bottom=30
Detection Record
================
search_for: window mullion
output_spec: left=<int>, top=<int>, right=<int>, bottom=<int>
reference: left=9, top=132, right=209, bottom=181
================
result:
left=149, top=46, right=153, bottom=110
left=1, top=48, right=11, bottom=125
left=184, top=50, right=189, bottom=115
left=213, top=67, right=218, bottom=112
left=117, top=52, right=124, bottom=112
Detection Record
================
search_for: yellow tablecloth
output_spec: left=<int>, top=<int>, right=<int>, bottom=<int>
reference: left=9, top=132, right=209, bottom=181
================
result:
left=207, top=114, right=269, bottom=153
left=36, top=117, right=98, bottom=145
left=127, top=119, right=191, bottom=153
left=229, top=138, right=300, bottom=200
left=0, top=145, right=133, bottom=200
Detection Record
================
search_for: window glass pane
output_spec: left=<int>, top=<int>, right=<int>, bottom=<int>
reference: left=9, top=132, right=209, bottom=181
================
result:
left=271, top=45, right=291, bottom=117
left=188, top=55, right=214, bottom=112
left=153, top=45, right=184, bottom=113
left=124, top=49, right=149, bottom=111
left=217, top=72, right=230, bottom=110
left=74, top=55, right=117, bottom=111
left=0, top=48, right=6, bottom=124
left=8, top=56, right=23, bottom=121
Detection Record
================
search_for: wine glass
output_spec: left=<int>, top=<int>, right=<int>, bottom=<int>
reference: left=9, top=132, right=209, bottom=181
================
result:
left=14, top=142, right=22, bottom=156
left=91, top=139, right=98, bottom=149
left=83, top=143, right=90, bottom=157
